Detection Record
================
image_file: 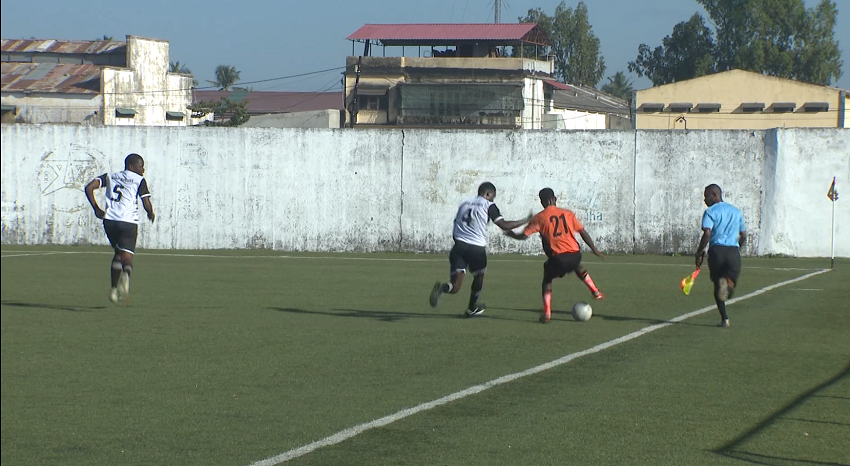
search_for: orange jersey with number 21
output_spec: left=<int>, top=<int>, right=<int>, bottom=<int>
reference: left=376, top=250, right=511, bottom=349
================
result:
left=523, top=205, right=584, bottom=256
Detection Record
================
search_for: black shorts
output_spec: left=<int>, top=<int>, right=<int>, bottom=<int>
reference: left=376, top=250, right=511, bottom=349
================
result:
left=449, top=240, right=488, bottom=275
left=708, top=245, right=741, bottom=283
left=544, top=252, right=582, bottom=278
left=103, top=219, right=138, bottom=254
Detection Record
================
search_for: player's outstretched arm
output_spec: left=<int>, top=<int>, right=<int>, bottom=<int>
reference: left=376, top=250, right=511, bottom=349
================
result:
left=84, top=179, right=105, bottom=219
left=142, top=197, right=155, bottom=222
left=579, top=229, right=605, bottom=258
left=494, top=211, right=533, bottom=232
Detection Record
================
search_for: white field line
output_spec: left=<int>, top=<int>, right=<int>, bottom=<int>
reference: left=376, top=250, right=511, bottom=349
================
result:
left=0, top=250, right=822, bottom=271
left=245, top=268, right=831, bottom=466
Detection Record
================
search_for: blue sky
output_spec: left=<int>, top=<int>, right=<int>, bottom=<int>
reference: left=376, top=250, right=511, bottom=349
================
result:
left=2, top=0, right=848, bottom=92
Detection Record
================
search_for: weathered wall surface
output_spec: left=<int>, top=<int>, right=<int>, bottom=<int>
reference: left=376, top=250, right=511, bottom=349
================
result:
left=759, top=128, right=850, bottom=257
left=634, top=130, right=766, bottom=255
left=2, top=124, right=848, bottom=256
left=1, top=125, right=403, bottom=251
left=400, top=129, right=636, bottom=254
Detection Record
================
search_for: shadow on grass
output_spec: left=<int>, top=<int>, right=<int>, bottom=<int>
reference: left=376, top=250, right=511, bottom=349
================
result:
left=714, top=361, right=850, bottom=466
left=1, top=300, right=106, bottom=312
left=268, top=307, right=534, bottom=323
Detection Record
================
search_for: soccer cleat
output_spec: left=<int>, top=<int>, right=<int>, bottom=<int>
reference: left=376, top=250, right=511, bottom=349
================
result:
left=717, top=319, right=731, bottom=328
left=539, top=312, right=551, bottom=324
left=109, top=287, right=120, bottom=303
left=429, top=282, right=442, bottom=308
left=592, top=291, right=605, bottom=300
left=118, top=272, right=130, bottom=300
left=718, top=278, right=729, bottom=302
left=465, top=304, right=486, bottom=317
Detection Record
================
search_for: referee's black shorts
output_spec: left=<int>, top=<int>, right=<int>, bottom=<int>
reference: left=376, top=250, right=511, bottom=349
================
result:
left=544, top=252, right=582, bottom=279
left=103, top=219, right=138, bottom=254
left=449, top=240, right=488, bottom=275
left=708, top=245, right=741, bottom=284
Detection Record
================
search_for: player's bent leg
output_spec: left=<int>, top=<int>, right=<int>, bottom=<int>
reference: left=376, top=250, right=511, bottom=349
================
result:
left=576, top=266, right=604, bottom=300
left=465, top=272, right=486, bottom=317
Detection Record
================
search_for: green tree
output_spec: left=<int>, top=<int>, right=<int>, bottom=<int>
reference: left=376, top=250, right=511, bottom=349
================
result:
left=189, top=98, right=250, bottom=127
left=699, top=0, right=842, bottom=85
left=629, top=0, right=842, bottom=86
left=600, top=71, right=635, bottom=100
left=169, top=61, right=199, bottom=87
left=628, top=13, right=716, bottom=86
left=517, top=1, right=606, bottom=86
left=207, top=65, right=241, bottom=91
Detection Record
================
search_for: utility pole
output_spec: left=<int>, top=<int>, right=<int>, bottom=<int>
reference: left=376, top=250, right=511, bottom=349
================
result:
left=494, top=0, right=501, bottom=23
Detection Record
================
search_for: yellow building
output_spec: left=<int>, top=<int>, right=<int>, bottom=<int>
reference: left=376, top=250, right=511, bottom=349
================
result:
left=634, top=69, right=848, bottom=130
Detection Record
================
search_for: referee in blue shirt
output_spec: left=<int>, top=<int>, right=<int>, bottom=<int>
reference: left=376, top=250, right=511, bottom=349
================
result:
left=695, top=184, right=747, bottom=328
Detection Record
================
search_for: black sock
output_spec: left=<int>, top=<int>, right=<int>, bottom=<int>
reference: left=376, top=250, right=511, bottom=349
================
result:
left=468, top=280, right=483, bottom=309
left=717, top=301, right=729, bottom=321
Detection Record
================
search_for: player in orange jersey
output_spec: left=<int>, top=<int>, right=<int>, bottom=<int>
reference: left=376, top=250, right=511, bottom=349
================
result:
left=505, top=188, right=605, bottom=323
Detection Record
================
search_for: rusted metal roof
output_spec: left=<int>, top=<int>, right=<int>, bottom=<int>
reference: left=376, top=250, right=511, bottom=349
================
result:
left=347, top=23, right=550, bottom=46
left=194, top=90, right=344, bottom=114
left=1, top=62, right=101, bottom=94
left=1, top=39, right=125, bottom=55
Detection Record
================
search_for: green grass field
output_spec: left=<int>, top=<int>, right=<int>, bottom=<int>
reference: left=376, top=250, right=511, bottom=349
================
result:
left=2, top=246, right=849, bottom=466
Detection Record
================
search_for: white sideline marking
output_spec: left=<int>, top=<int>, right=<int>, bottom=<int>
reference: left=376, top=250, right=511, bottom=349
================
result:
left=0, top=251, right=70, bottom=258
left=245, top=268, right=831, bottom=466
left=0, top=250, right=824, bottom=271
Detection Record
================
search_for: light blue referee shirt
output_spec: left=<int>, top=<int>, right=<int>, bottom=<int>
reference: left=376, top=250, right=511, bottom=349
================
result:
left=702, top=202, right=746, bottom=247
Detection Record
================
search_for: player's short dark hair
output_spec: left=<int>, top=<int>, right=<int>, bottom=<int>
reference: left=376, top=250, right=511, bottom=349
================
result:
left=705, top=184, right=722, bottom=196
left=539, top=188, right=556, bottom=202
left=125, top=153, right=144, bottom=169
left=478, top=182, right=496, bottom=195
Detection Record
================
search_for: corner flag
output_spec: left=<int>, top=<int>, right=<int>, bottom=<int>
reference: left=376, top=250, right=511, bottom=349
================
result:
left=827, top=177, right=838, bottom=268
left=827, top=177, right=838, bottom=201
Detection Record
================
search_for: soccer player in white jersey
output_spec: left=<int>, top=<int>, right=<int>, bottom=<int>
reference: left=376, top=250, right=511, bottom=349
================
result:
left=430, top=182, right=531, bottom=316
left=84, top=154, right=155, bottom=303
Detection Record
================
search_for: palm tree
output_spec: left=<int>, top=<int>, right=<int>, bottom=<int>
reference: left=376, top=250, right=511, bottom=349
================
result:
left=600, top=71, right=635, bottom=101
left=207, top=65, right=241, bottom=91
left=170, top=61, right=199, bottom=87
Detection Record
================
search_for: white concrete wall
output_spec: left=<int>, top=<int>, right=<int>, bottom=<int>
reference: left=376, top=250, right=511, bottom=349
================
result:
left=2, top=124, right=848, bottom=256
left=759, top=128, right=850, bottom=257
left=634, top=130, right=766, bottom=255
left=0, top=93, right=102, bottom=124
left=102, top=36, right=194, bottom=126
left=242, top=110, right=342, bottom=129
left=399, top=129, right=636, bottom=254
left=542, top=110, right=607, bottom=130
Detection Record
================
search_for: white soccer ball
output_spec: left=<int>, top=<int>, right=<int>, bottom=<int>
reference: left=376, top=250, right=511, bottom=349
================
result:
left=571, top=302, right=593, bottom=322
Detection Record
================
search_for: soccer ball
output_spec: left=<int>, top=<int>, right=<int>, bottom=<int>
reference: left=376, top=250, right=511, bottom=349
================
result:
left=571, top=302, right=593, bottom=322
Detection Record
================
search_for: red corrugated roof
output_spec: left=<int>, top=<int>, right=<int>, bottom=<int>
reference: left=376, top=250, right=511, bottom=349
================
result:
left=347, top=23, right=548, bottom=45
left=543, top=79, right=572, bottom=91
left=1, top=62, right=101, bottom=93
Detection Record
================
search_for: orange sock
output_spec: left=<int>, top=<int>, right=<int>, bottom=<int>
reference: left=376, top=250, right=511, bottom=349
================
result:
left=578, top=272, right=599, bottom=293
left=543, top=290, right=552, bottom=316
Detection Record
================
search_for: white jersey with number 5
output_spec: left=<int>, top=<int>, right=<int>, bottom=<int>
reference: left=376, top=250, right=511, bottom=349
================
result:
left=94, top=170, right=151, bottom=224
left=452, top=196, right=504, bottom=247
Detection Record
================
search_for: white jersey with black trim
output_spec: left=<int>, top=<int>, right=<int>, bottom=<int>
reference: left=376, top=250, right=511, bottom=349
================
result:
left=452, top=196, right=504, bottom=247
left=95, top=170, right=150, bottom=224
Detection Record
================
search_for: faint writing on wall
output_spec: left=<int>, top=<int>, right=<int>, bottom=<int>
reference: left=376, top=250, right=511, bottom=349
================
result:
left=38, top=145, right=104, bottom=213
